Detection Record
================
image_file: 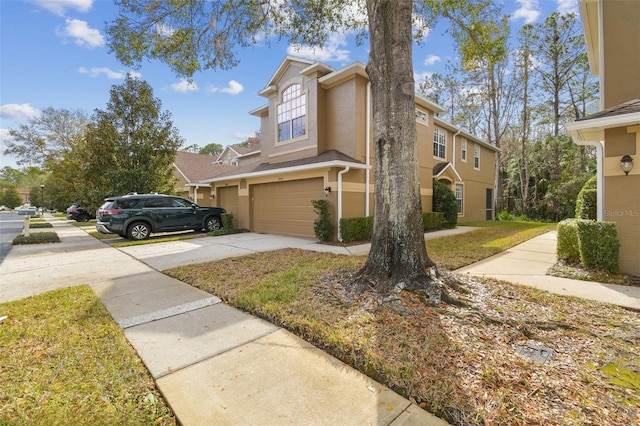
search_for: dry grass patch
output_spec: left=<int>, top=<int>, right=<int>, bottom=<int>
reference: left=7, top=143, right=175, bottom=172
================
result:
left=166, top=247, right=639, bottom=425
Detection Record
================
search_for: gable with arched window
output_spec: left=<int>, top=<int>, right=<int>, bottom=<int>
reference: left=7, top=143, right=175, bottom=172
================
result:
left=277, top=84, right=306, bottom=142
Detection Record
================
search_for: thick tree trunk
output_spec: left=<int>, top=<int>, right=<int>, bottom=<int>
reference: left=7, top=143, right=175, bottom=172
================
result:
left=353, top=0, right=440, bottom=304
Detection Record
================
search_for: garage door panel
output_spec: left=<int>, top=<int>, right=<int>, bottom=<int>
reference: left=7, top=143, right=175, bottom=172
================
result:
left=218, top=186, right=239, bottom=227
left=253, top=178, right=324, bottom=238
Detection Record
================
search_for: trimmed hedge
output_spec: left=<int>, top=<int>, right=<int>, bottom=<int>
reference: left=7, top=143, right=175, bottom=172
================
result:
left=339, top=212, right=446, bottom=243
left=557, top=219, right=582, bottom=264
left=13, top=232, right=60, bottom=245
left=423, top=212, right=446, bottom=231
left=556, top=218, right=620, bottom=273
left=577, top=220, right=619, bottom=273
left=575, top=175, right=597, bottom=220
left=221, top=212, right=234, bottom=228
left=340, top=216, right=373, bottom=243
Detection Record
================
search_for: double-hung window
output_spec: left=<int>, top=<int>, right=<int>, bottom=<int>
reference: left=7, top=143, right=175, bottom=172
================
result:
left=461, top=139, right=467, bottom=162
left=433, top=128, right=446, bottom=159
left=455, top=184, right=464, bottom=214
left=277, top=84, right=306, bottom=142
left=474, top=145, right=480, bottom=169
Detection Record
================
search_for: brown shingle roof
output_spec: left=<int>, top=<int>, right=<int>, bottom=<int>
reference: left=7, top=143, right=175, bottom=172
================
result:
left=205, top=150, right=363, bottom=180
left=577, top=98, right=640, bottom=121
left=174, top=151, right=237, bottom=183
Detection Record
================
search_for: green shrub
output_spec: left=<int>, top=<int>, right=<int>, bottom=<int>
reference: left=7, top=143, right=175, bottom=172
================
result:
left=340, top=216, right=373, bottom=243
left=13, top=232, right=60, bottom=245
left=221, top=212, right=234, bottom=228
left=311, top=199, right=334, bottom=242
left=577, top=221, right=619, bottom=273
left=29, top=222, right=53, bottom=228
left=423, top=212, right=445, bottom=231
left=557, top=219, right=582, bottom=264
left=432, top=180, right=458, bottom=228
left=575, top=175, right=597, bottom=219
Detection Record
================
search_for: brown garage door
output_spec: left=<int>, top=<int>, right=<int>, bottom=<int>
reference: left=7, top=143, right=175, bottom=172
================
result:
left=252, top=178, right=324, bottom=238
left=217, top=186, right=239, bottom=227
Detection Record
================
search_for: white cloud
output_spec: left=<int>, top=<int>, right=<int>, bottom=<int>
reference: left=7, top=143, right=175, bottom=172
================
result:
left=58, top=18, right=105, bottom=48
left=0, top=103, right=40, bottom=121
left=29, top=0, right=92, bottom=17
left=423, top=55, right=441, bottom=67
left=207, top=80, right=244, bottom=95
left=511, top=0, right=541, bottom=24
left=414, top=71, right=434, bottom=85
left=171, top=79, right=198, bottom=93
left=78, top=67, right=126, bottom=80
left=557, top=0, right=579, bottom=15
left=287, top=34, right=350, bottom=63
left=221, top=80, right=243, bottom=95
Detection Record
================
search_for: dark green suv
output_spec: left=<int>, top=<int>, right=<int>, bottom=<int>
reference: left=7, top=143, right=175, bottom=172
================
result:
left=96, top=193, right=226, bottom=240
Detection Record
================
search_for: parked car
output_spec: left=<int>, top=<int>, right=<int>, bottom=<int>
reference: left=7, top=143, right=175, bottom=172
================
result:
left=66, top=204, right=93, bottom=222
left=96, top=193, right=226, bottom=240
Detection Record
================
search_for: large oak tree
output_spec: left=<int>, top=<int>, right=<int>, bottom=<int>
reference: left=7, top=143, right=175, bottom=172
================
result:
left=107, top=0, right=492, bottom=302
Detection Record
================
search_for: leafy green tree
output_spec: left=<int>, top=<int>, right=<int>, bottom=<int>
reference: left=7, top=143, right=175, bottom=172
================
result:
left=107, top=0, right=498, bottom=301
left=0, top=167, right=26, bottom=186
left=4, top=107, right=88, bottom=169
left=72, top=75, right=183, bottom=212
left=199, top=143, right=224, bottom=156
left=0, top=185, right=23, bottom=208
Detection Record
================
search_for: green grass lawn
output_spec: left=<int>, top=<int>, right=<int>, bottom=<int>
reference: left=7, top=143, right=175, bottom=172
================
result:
left=0, top=286, right=175, bottom=425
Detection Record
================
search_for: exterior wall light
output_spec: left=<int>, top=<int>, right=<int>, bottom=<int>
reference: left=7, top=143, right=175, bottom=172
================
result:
left=324, top=186, right=332, bottom=196
left=620, top=154, right=634, bottom=175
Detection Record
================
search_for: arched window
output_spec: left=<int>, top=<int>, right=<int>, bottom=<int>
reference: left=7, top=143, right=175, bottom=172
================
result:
left=277, top=84, right=306, bottom=142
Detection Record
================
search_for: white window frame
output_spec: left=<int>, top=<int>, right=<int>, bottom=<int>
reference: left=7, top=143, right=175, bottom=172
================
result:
left=461, top=139, right=467, bottom=162
left=455, top=183, right=464, bottom=215
left=415, top=109, right=428, bottom=124
left=277, top=84, right=307, bottom=143
left=433, top=128, right=446, bottom=159
left=474, top=145, right=480, bottom=170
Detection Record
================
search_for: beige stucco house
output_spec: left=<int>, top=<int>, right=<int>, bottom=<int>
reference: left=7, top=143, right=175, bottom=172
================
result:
left=196, top=57, right=498, bottom=240
left=565, top=0, right=640, bottom=276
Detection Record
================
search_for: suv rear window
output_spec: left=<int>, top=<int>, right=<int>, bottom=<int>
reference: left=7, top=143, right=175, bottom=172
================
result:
left=143, top=197, right=172, bottom=208
left=114, top=198, right=141, bottom=209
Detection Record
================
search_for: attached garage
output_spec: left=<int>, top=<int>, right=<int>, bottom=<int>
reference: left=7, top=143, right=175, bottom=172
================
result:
left=217, top=186, right=239, bottom=227
left=251, top=178, right=324, bottom=238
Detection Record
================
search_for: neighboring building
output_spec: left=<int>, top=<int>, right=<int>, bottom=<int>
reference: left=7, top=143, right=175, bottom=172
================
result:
left=200, top=56, right=498, bottom=239
left=173, top=142, right=262, bottom=220
left=565, top=0, right=640, bottom=276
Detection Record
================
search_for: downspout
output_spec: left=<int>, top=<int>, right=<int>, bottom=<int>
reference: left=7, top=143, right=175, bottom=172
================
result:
left=452, top=129, right=461, bottom=169
left=337, top=166, right=350, bottom=242
left=365, top=82, right=371, bottom=217
left=582, top=141, right=604, bottom=221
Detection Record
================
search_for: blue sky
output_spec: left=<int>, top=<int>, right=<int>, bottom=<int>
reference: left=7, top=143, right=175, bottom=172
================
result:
left=0, top=0, right=578, bottom=169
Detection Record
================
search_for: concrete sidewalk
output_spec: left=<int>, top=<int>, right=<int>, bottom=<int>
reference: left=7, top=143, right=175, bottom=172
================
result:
left=0, top=216, right=448, bottom=426
left=455, top=231, right=640, bottom=311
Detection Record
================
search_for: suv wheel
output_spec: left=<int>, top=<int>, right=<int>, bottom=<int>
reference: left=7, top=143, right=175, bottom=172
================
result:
left=77, top=213, right=90, bottom=222
left=204, top=216, right=222, bottom=232
left=127, top=222, right=151, bottom=240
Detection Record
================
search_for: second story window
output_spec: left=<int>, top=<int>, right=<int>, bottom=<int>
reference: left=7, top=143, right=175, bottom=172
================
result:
left=474, top=145, right=480, bottom=169
left=277, top=84, right=306, bottom=142
left=433, top=128, right=446, bottom=159
left=461, top=139, right=467, bottom=161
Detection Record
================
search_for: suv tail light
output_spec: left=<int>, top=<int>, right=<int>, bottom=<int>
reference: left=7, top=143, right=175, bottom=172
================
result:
left=101, top=209, right=122, bottom=215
